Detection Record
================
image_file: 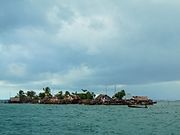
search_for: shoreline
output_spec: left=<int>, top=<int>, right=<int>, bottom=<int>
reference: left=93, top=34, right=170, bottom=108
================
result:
left=7, top=88, right=157, bottom=106
left=7, top=99, right=157, bottom=106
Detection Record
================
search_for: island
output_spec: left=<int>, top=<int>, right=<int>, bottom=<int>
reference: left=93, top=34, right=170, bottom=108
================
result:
left=9, top=87, right=157, bottom=106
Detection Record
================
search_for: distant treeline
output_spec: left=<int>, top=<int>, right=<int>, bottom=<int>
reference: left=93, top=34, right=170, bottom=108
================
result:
left=14, top=87, right=126, bottom=102
left=9, top=87, right=156, bottom=105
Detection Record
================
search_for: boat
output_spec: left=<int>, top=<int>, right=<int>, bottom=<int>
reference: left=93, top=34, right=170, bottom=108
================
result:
left=128, top=104, right=148, bottom=108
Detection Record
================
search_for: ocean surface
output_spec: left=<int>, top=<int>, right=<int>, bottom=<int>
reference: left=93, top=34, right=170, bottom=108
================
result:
left=0, top=101, right=180, bottom=135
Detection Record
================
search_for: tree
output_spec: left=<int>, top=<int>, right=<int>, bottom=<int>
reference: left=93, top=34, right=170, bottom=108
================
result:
left=39, top=92, right=45, bottom=99
left=77, top=93, right=87, bottom=99
left=113, top=90, right=126, bottom=100
left=43, top=87, right=50, bottom=94
left=77, top=90, right=96, bottom=99
left=18, top=90, right=26, bottom=98
left=55, top=91, right=64, bottom=99
left=86, top=91, right=96, bottom=99
left=81, top=89, right=87, bottom=93
left=18, top=90, right=25, bottom=97
left=26, top=91, right=36, bottom=99
left=72, top=91, right=77, bottom=95
left=18, top=90, right=26, bottom=102
left=43, top=87, right=52, bottom=98
left=64, top=91, right=70, bottom=96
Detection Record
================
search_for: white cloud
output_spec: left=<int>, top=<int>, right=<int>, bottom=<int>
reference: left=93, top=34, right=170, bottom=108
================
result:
left=28, top=64, right=95, bottom=89
left=41, top=64, right=94, bottom=86
left=57, top=14, right=118, bottom=54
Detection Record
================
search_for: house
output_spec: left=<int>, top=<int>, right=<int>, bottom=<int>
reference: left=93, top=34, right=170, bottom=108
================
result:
left=95, top=94, right=112, bottom=104
left=49, top=97, right=59, bottom=103
left=10, top=97, right=20, bottom=103
left=63, top=95, right=80, bottom=104
left=131, top=96, right=154, bottom=105
left=132, top=96, right=149, bottom=102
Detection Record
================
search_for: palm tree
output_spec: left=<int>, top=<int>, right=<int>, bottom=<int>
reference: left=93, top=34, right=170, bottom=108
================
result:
left=39, top=92, right=45, bottom=99
left=18, top=90, right=26, bottom=102
left=55, top=91, right=64, bottom=99
left=43, top=87, right=50, bottom=94
left=18, top=90, right=25, bottom=97
left=43, top=87, right=52, bottom=98
left=113, top=90, right=126, bottom=99
left=64, top=91, right=70, bottom=96
left=26, top=91, right=36, bottom=99
left=81, top=89, right=87, bottom=93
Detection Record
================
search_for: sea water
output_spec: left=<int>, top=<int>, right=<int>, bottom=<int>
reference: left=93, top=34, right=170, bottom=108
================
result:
left=0, top=101, right=180, bottom=135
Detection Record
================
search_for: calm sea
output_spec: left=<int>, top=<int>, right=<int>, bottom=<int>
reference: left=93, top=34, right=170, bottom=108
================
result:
left=0, top=101, right=180, bottom=135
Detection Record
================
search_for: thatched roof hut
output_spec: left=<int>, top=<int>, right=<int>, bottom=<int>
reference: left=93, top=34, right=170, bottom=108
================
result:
left=10, top=97, right=20, bottom=103
left=130, top=96, right=154, bottom=105
left=132, top=96, right=149, bottom=102
left=64, top=95, right=80, bottom=101
left=95, top=94, right=112, bottom=103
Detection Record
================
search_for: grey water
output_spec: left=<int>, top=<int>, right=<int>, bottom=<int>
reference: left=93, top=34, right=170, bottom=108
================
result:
left=0, top=101, right=180, bottom=135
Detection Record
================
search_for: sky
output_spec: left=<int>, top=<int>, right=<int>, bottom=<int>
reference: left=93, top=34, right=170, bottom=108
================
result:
left=0, top=0, right=180, bottom=100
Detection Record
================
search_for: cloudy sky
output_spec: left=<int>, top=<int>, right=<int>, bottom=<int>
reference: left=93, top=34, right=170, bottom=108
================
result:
left=0, top=0, right=180, bottom=100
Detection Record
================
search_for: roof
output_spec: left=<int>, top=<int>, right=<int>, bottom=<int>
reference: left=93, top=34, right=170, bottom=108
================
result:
left=132, top=96, right=149, bottom=101
left=95, top=94, right=112, bottom=101
left=10, top=97, right=20, bottom=102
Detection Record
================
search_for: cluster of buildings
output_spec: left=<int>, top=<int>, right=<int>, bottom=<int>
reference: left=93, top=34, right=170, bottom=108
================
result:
left=9, top=94, right=156, bottom=105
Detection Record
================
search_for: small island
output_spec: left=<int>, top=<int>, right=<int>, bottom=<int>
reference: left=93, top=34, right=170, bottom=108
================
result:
left=9, top=87, right=157, bottom=106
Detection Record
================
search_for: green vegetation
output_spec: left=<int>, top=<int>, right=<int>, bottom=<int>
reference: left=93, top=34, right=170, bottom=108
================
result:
left=26, top=91, right=36, bottom=99
left=64, top=91, right=70, bottom=96
left=39, top=92, right=45, bottom=99
left=76, top=89, right=95, bottom=99
left=18, top=90, right=26, bottom=102
left=15, top=87, right=127, bottom=102
left=43, top=87, right=52, bottom=98
left=10, top=87, right=155, bottom=105
left=15, top=87, right=96, bottom=102
left=55, top=91, right=64, bottom=99
left=113, top=90, right=126, bottom=99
